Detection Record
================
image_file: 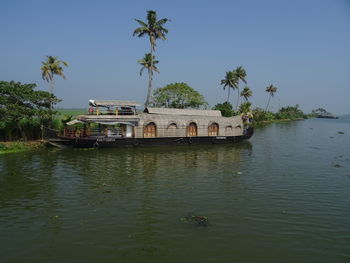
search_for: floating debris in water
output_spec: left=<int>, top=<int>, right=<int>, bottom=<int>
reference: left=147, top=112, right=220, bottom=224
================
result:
left=182, top=214, right=209, bottom=227
left=333, top=164, right=342, bottom=168
left=237, top=172, right=242, bottom=175
left=329, top=136, right=334, bottom=139
left=338, top=131, right=345, bottom=134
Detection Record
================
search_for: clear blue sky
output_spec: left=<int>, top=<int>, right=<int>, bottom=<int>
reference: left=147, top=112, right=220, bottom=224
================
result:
left=1, top=0, right=349, bottom=114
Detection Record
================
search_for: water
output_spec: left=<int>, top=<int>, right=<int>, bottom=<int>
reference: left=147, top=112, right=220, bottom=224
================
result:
left=1, top=118, right=350, bottom=263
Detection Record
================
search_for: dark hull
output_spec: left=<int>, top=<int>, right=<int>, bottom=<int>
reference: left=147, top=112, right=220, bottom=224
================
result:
left=317, top=115, right=339, bottom=119
left=54, top=127, right=254, bottom=148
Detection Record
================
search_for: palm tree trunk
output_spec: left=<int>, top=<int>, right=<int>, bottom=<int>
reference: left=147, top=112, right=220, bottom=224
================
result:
left=49, top=77, right=55, bottom=112
left=236, top=84, right=240, bottom=110
left=265, top=95, right=271, bottom=111
left=145, top=68, right=152, bottom=107
left=48, top=77, right=55, bottom=128
left=227, top=87, right=230, bottom=102
left=145, top=43, right=154, bottom=107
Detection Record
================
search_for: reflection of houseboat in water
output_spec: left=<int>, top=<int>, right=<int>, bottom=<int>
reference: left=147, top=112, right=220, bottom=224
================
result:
left=54, top=100, right=253, bottom=148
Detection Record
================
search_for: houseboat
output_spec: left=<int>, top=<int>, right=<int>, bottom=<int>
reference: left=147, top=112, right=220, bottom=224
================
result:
left=53, top=100, right=253, bottom=148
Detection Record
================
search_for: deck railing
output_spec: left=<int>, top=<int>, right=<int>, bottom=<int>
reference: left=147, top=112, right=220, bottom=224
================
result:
left=88, top=107, right=135, bottom=116
left=63, top=127, right=123, bottom=138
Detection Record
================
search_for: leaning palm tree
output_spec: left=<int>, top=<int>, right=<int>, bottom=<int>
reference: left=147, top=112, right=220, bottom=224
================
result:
left=133, top=10, right=169, bottom=106
left=265, top=84, right=277, bottom=111
left=234, top=66, right=247, bottom=109
left=221, top=71, right=238, bottom=102
left=138, top=53, right=160, bottom=101
left=41, top=56, right=68, bottom=112
left=240, top=86, right=253, bottom=101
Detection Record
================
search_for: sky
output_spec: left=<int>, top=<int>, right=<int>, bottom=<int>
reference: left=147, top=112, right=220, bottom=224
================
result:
left=1, top=0, right=349, bottom=114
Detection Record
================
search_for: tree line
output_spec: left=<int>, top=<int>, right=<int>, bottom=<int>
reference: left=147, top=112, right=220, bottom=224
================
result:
left=0, top=10, right=308, bottom=141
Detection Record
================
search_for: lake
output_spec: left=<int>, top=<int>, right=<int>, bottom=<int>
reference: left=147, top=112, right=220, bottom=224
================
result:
left=1, top=118, right=349, bottom=263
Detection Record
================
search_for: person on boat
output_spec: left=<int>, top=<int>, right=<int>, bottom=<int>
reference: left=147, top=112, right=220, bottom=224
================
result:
left=88, top=106, right=94, bottom=115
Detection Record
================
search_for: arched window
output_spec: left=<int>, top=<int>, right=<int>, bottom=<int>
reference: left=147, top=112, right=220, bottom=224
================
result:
left=167, top=123, right=177, bottom=137
left=208, top=123, right=219, bottom=136
left=144, top=122, right=157, bottom=138
left=225, top=125, right=233, bottom=136
left=234, top=125, right=242, bottom=136
left=187, top=122, right=197, bottom=137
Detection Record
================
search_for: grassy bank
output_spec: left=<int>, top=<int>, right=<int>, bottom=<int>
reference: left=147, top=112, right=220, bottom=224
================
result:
left=0, top=141, right=44, bottom=155
left=56, top=108, right=87, bottom=117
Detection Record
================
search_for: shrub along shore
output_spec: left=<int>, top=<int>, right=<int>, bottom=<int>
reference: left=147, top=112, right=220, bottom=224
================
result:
left=0, top=141, right=44, bottom=154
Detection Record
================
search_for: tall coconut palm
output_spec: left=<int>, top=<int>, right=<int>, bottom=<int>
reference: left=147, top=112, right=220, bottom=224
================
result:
left=41, top=56, right=68, bottom=112
left=133, top=10, right=169, bottom=106
left=221, top=71, right=238, bottom=102
left=233, top=66, right=247, bottom=109
left=138, top=53, right=159, bottom=103
left=240, top=86, right=252, bottom=101
left=265, top=84, right=277, bottom=111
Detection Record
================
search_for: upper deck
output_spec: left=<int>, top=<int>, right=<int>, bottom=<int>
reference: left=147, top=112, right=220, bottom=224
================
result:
left=88, top=99, right=141, bottom=116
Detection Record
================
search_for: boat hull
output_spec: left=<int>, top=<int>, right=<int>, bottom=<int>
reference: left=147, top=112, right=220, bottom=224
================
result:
left=54, top=127, right=254, bottom=148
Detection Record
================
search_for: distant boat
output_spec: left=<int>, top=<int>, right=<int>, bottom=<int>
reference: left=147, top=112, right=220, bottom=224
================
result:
left=317, top=113, right=339, bottom=119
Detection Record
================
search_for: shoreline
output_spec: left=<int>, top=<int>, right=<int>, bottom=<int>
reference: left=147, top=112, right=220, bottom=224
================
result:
left=0, top=141, right=44, bottom=155
left=0, top=119, right=306, bottom=154
left=255, top=117, right=305, bottom=125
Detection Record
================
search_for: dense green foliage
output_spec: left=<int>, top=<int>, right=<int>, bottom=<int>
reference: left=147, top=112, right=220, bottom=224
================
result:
left=152, top=82, right=208, bottom=109
left=252, top=108, right=275, bottom=122
left=252, top=105, right=307, bottom=123
left=212, top=102, right=235, bottom=117
left=238, top=102, right=252, bottom=114
left=275, top=105, right=307, bottom=119
left=0, top=81, right=60, bottom=140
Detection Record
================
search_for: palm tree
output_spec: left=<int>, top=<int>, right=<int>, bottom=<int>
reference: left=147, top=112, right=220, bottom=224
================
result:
left=233, top=66, right=247, bottom=109
left=240, top=86, right=252, bottom=101
left=41, top=56, right=68, bottom=111
left=133, top=10, right=169, bottom=106
left=265, top=84, right=277, bottom=111
left=138, top=53, right=159, bottom=102
left=221, top=71, right=238, bottom=102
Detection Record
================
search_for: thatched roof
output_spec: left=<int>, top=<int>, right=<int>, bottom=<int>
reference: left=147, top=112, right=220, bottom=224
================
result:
left=89, top=100, right=141, bottom=107
left=145, top=107, right=222, bottom=117
left=138, top=113, right=241, bottom=128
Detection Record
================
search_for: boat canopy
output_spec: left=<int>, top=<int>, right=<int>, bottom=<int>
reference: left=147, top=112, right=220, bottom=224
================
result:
left=66, top=119, right=137, bottom=126
left=93, top=121, right=137, bottom=126
left=66, top=119, right=84, bottom=125
left=89, top=100, right=141, bottom=107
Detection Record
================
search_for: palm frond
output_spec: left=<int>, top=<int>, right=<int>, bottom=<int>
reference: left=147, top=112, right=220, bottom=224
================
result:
left=134, top=19, right=148, bottom=27
left=133, top=26, right=149, bottom=36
